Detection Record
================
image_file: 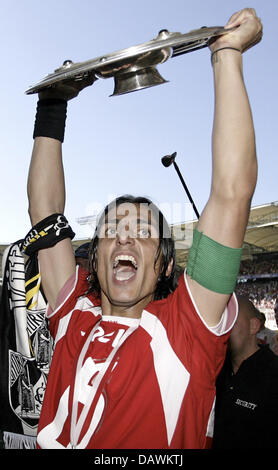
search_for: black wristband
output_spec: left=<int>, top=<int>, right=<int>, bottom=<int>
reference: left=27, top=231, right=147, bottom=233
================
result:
left=22, top=213, right=75, bottom=256
left=33, top=98, right=68, bottom=142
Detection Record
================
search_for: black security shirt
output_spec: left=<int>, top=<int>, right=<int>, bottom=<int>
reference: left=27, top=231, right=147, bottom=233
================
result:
left=212, top=346, right=278, bottom=448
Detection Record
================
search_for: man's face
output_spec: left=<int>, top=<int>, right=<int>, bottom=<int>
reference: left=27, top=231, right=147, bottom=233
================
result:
left=95, top=202, right=169, bottom=315
left=229, top=311, right=249, bottom=350
left=229, top=298, right=260, bottom=354
left=229, top=308, right=250, bottom=353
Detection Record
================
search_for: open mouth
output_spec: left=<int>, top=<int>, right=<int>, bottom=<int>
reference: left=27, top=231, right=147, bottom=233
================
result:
left=113, top=255, right=138, bottom=281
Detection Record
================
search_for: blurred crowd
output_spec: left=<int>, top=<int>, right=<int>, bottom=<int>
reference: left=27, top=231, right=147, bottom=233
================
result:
left=235, top=279, right=278, bottom=311
left=239, top=258, right=278, bottom=275
left=237, top=255, right=278, bottom=314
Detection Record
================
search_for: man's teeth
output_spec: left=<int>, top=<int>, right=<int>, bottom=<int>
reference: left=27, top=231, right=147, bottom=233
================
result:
left=113, top=255, right=138, bottom=269
left=115, top=271, right=135, bottom=281
left=113, top=255, right=138, bottom=281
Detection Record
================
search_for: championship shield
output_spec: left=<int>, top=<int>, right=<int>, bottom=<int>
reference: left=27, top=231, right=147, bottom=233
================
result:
left=25, top=25, right=235, bottom=97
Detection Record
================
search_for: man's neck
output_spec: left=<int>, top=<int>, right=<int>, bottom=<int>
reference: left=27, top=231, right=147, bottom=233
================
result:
left=100, top=293, right=151, bottom=319
left=230, top=342, right=260, bottom=374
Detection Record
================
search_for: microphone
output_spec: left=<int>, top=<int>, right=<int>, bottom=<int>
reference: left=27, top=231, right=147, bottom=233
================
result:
left=161, top=152, right=177, bottom=167
left=161, top=151, right=200, bottom=219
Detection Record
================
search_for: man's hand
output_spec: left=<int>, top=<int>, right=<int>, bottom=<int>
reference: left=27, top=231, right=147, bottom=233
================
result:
left=38, top=71, right=97, bottom=101
left=210, top=8, right=263, bottom=54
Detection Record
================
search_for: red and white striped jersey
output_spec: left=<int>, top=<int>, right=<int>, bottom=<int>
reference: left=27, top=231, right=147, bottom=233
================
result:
left=37, top=266, right=237, bottom=449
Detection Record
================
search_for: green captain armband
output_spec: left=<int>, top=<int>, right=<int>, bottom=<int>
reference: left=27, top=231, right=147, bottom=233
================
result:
left=187, top=228, right=242, bottom=294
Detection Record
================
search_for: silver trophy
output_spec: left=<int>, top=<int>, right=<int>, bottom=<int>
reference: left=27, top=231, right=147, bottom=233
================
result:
left=25, top=26, right=235, bottom=97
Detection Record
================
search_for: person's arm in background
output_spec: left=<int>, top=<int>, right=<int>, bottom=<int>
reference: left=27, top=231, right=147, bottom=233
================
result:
left=27, top=77, right=96, bottom=310
left=186, top=8, right=263, bottom=326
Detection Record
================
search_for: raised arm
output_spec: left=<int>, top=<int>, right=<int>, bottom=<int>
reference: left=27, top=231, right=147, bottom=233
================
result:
left=27, top=78, right=96, bottom=310
left=186, top=8, right=263, bottom=326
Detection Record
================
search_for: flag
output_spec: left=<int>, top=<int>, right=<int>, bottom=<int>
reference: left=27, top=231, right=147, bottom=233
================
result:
left=0, top=242, right=53, bottom=449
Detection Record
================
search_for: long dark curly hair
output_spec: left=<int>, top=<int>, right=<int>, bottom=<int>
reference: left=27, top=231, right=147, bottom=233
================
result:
left=87, top=195, right=178, bottom=301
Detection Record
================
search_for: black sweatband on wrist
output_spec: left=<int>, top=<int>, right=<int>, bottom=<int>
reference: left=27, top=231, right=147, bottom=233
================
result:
left=33, top=98, right=68, bottom=142
left=23, top=213, right=75, bottom=256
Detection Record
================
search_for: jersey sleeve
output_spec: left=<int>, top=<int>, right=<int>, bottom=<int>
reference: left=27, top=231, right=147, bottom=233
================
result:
left=46, top=265, right=97, bottom=340
left=183, top=270, right=238, bottom=336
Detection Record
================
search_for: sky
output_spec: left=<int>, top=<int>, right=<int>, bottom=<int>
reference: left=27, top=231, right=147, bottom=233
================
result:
left=0, top=0, right=277, bottom=243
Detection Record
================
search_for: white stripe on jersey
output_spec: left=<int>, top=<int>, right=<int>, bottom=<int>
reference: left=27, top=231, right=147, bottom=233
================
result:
left=55, top=310, right=73, bottom=346
left=140, top=311, right=190, bottom=445
left=54, top=297, right=101, bottom=346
